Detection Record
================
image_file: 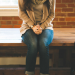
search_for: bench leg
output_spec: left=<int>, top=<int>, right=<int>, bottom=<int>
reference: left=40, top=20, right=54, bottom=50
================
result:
left=53, top=49, right=59, bottom=67
left=65, top=49, right=72, bottom=67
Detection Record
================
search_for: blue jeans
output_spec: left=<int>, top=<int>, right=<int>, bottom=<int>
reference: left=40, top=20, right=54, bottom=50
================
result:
left=21, top=29, right=54, bottom=75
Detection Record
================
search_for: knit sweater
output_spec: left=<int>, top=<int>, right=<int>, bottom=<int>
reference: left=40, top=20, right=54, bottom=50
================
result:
left=18, top=0, right=56, bottom=36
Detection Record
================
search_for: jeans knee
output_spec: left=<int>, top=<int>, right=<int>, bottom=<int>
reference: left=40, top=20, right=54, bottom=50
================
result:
left=30, top=41, right=37, bottom=50
left=38, top=39, right=49, bottom=55
left=27, top=41, right=38, bottom=55
left=39, top=39, right=48, bottom=49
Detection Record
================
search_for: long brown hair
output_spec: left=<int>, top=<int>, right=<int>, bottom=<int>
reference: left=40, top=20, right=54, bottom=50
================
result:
left=23, top=0, right=50, bottom=11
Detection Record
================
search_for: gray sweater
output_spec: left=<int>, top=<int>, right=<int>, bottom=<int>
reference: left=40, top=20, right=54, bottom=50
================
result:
left=32, top=4, right=43, bottom=24
left=32, top=0, right=53, bottom=29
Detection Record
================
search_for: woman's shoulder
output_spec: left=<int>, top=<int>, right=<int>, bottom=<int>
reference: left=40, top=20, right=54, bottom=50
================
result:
left=18, top=0, right=23, bottom=5
left=18, top=0, right=24, bottom=9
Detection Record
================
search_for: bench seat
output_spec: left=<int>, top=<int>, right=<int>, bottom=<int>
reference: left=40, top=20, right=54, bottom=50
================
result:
left=0, top=28, right=75, bottom=46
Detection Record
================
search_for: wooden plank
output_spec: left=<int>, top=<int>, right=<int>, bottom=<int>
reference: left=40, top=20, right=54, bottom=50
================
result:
left=0, top=66, right=71, bottom=75
left=54, top=36, right=75, bottom=40
left=54, top=28, right=75, bottom=31
left=0, top=43, right=74, bottom=46
left=54, top=34, right=75, bottom=37
left=0, top=46, right=55, bottom=57
left=0, top=28, right=75, bottom=46
left=0, top=40, right=75, bottom=46
left=52, top=39, right=75, bottom=43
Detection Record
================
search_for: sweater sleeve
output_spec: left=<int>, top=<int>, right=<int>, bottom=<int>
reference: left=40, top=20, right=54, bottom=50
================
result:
left=18, top=0, right=34, bottom=27
left=40, top=0, right=56, bottom=30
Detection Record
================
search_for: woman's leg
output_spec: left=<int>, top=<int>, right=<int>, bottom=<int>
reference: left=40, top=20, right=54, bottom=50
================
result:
left=21, top=29, right=38, bottom=75
left=38, top=29, right=54, bottom=75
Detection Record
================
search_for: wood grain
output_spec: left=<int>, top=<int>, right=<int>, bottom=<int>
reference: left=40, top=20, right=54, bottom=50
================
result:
left=0, top=66, right=71, bottom=75
left=0, top=28, right=75, bottom=46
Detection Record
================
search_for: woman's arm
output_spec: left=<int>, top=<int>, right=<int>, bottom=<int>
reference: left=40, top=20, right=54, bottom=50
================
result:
left=40, top=0, right=56, bottom=30
left=18, top=0, right=34, bottom=28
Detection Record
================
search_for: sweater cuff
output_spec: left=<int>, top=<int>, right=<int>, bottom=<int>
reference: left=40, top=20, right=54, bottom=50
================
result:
left=26, top=20, right=34, bottom=28
left=40, top=24, right=45, bottom=30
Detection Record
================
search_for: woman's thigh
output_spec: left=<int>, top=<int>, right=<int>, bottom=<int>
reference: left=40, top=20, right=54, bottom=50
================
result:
left=21, top=29, right=38, bottom=46
left=37, top=29, right=54, bottom=53
left=38, top=29, right=54, bottom=46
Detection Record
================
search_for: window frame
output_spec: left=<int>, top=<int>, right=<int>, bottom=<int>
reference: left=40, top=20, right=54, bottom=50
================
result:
left=0, top=3, right=18, bottom=16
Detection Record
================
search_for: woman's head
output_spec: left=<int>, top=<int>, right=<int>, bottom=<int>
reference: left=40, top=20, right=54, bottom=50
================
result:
left=23, top=0, right=50, bottom=11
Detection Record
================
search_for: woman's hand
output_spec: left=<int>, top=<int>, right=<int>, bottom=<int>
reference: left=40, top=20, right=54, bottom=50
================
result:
left=32, top=25, right=42, bottom=35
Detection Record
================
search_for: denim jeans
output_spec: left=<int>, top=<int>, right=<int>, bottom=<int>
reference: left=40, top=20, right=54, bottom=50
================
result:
left=21, top=29, right=54, bottom=75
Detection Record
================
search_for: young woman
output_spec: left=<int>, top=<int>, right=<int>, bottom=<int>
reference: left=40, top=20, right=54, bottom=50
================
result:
left=18, top=0, right=56, bottom=75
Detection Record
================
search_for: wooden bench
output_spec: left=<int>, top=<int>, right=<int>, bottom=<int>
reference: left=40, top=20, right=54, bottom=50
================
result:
left=0, top=28, right=75, bottom=75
